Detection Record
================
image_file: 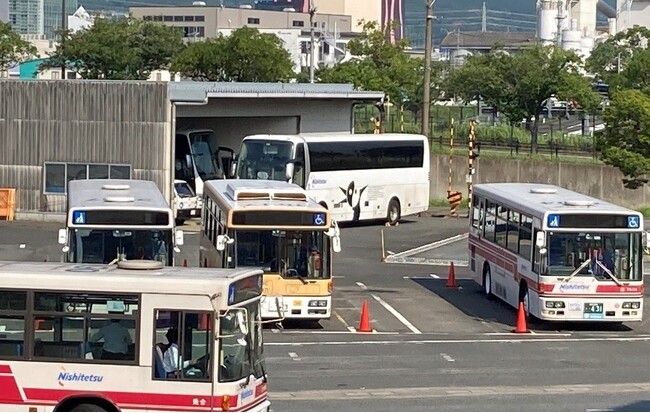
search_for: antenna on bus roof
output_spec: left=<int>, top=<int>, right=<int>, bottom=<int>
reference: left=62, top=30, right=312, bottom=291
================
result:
left=117, top=260, right=164, bottom=270
left=104, top=196, right=135, bottom=203
left=102, top=184, right=130, bottom=190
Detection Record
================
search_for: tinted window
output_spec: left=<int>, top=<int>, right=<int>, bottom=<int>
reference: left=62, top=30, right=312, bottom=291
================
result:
left=309, top=140, right=424, bottom=172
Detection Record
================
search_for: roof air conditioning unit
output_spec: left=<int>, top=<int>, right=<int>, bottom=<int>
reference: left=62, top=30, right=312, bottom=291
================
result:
left=192, top=1, right=207, bottom=5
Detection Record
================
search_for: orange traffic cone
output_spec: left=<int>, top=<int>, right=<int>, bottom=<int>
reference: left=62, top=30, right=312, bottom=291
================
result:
left=446, top=262, right=458, bottom=288
left=357, top=300, right=372, bottom=333
left=183, top=259, right=188, bottom=267
left=512, top=302, right=530, bottom=333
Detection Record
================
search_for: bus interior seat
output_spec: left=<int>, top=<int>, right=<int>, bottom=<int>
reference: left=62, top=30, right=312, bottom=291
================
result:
left=154, top=343, right=166, bottom=379
left=35, top=341, right=84, bottom=358
left=0, top=341, right=23, bottom=356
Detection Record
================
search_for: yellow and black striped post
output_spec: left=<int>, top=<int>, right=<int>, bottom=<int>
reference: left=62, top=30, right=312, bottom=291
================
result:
left=448, top=118, right=454, bottom=195
left=447, top=190, right=462, bottom=217
left=467, top=120, right=477, bottom=215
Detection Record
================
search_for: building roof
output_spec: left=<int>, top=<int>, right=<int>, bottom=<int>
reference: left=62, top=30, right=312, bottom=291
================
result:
left=168, top=81, right=384, bottom=103
left=440, top=31, right=537, bottom=49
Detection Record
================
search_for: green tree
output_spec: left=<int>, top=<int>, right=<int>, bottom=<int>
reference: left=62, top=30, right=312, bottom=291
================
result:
left=0, top=22, right=37, bottom=73
left=596, top=90, right=650, bottom=189
left=171, top=27, right=294, bottom=82
left=443, top=44, right=600, bottom=153
left=316, top=21, right=429, bottom=110
left=586, top=26, right=650, bottom=92
left=44, top=17, right=184, bottom=80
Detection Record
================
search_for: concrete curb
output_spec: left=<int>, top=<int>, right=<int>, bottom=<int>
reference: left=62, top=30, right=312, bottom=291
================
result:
left=14, top=212, right=65, bottom=223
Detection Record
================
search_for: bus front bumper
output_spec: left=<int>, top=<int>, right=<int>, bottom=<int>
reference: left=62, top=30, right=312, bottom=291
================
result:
left=261, top=295, right=331, bottom=320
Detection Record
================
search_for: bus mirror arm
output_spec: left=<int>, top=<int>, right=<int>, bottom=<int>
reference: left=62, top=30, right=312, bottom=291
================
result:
left=58, top=228, right=67, bottom=245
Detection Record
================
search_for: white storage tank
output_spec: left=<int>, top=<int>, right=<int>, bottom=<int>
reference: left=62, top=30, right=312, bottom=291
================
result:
left=537, top=0, right=558, bottom=43
left=562, top=19, right=582, bottom=52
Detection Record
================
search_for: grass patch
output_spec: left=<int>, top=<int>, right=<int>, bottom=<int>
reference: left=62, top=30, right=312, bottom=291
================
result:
left=430, top=145, right=603, bottom=165
left=430, top=198, right=470, bottom=208
left=637, top=207, right=650, bottom=217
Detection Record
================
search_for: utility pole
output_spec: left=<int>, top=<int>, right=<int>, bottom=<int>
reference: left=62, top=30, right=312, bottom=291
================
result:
left=309, top=3, right=316, bottom=84
left=421, top=0, right=436, bottom=137
left=60, top=0, right=67, bottom=80
left=481, top=2, right=486, bottom=32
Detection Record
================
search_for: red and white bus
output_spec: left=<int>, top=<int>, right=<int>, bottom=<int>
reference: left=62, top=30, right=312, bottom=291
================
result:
left=0, top=260, right=269, bottom=412
left=470, top=183, right=648, bottom=322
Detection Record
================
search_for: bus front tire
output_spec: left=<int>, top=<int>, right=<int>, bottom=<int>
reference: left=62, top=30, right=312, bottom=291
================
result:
left=386, top=199, right=401, bottom=225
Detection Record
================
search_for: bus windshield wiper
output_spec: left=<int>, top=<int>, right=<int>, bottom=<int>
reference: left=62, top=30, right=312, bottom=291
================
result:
left=594, top=260, right=623, bottom=286
left=562, top=259, right=592, bottom=283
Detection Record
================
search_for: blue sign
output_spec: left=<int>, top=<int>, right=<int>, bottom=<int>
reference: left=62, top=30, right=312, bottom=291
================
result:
left=547, top=214, right=560, bottom=228
left=627, top=216, right=640, bottom=229
left=228, top=284, right=236, bottom=305
left=313, top=213, right=326, bottom=226
left=72, top=211, right=86, bottom=224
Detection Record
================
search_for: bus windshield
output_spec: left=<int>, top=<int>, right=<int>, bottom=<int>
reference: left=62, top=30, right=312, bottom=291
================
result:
left=219, top=301, right=266, bottom=382
left=236, top=140, right=293, bottom=181
left=189, top=131, right=222, bottom=180
left=68, top=229, right=173, bottom=265
left=235, top=230, right=329, bottom=279
left=545, top=232, right=642, bottom=281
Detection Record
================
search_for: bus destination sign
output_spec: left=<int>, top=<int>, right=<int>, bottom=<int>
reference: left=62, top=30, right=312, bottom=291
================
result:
left=70, top=210, right=170, bottom=226
left=546, top=213, right=641, bottom=229
left=231, top=210, right=328, bottom=227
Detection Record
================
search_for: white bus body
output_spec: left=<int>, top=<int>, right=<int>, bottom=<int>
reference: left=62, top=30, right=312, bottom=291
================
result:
left=233, top=133, right=430, bottom=224
left=470, top=183, right=648, bottom=322
left=200, top=179, right=341, bottom=321
left=176, top=128, right=233, bottom=197
left=0, top=260, right=269, bottom=412
left=59, top=180, right=184, bottom=266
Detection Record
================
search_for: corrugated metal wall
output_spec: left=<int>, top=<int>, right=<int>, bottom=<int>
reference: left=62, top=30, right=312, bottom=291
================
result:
left=0, top=81, right=171, bottom=213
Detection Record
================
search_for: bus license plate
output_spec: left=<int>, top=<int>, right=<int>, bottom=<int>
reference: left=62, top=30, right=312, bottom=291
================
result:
left=584, top=303, right=603, bottom=319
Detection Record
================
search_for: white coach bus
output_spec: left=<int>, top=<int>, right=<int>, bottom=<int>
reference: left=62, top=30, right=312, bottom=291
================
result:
left=470, top=183, right=649, bottom=322
left=231, top=133, right=430, bottom=225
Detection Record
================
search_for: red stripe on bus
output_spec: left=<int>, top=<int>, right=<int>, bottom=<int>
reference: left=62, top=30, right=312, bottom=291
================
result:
left=596, top=284, right=644, bottom=294
left=0, top=365, right=12, bottom=374
left=0, top=376, right=23, bottom=403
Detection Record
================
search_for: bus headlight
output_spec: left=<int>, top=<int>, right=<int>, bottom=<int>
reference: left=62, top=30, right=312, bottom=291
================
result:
left=309, top=300, right=327, bottom=307
left=545, top=301, right=565, bottom=309
left=623, top=302, right=641, bottom=309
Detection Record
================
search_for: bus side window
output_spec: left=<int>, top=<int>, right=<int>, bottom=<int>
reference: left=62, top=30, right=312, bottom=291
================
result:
left=471, top=197, right=481, bottom=230
left=293, top=144, right=306, bottom=188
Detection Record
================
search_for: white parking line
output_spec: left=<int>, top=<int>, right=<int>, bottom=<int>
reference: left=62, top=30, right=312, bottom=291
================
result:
left=266, top=335, right=650, bottom=346
left=440, top=353, right=455, bottom=362
left=334, top=311, right=356, bottom=333
left=370, top=293, right=421, bottom=334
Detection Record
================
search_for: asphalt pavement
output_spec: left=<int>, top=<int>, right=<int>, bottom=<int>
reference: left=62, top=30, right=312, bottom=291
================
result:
left=3, top=213, right=650, bottom=411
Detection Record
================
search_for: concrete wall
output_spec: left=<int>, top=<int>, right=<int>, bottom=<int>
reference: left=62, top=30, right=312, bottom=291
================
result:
left=0, top=80, right=172, bottom=214
left=430, top=154, right=650, bottom=208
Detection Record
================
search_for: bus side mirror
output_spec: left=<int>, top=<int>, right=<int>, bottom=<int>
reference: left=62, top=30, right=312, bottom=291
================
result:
left=536, top=231, right=547, bottom=255
left=332, top=235, right=341, bottom=253
left=229, top=161, right=237, bottom=179
left=285, top=162, right=294, bottom=182
left=175, top=230, right=184, bottom=247
left=216, top=234, right=234, bottom=251
left=644, top=231, right=650, bottom=248
left=58, top=228, right=67, bottom=245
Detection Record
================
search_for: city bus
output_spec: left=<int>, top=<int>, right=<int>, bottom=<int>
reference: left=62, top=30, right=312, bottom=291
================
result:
left=231, top=133, right=430, bottom=225
left=0, top=260, right=269, bottom=412
left=58, top=179, right=185, bottom=266
left=200, top=179, right=342, bottom=320
left=469, top=183, right=649, bottom=322
left=175, top=128, right=234, bottom=196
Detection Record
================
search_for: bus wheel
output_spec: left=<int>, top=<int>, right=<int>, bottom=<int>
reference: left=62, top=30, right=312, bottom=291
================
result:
left=482, top=265, right=494, bottom=299
left=386, top=199, right=401, bottom=225
left=70, top=404, right=106, bottom=412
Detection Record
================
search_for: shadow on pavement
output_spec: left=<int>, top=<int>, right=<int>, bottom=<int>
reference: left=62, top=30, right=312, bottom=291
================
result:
left=410, top=278, right=634, bottom=333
